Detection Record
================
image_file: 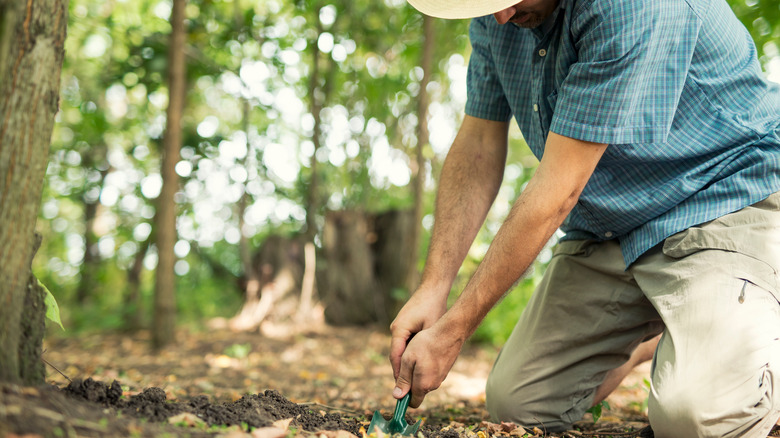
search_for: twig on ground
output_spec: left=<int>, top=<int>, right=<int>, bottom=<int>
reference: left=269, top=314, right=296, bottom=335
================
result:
left=41, top=349, right=72, bottom=383
left=298, top=402, right=362, bottom=415
left=586, top=431, right=644, bottom=437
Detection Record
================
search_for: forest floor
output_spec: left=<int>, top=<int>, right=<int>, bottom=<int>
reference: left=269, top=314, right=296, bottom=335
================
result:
left=2, top=322, right=778, bottom=437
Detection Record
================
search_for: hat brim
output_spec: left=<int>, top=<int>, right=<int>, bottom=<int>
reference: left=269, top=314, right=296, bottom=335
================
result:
left=406, top=0, right=524, bottom=19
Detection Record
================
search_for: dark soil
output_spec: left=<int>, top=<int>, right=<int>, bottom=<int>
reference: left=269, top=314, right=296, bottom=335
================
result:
left=63, top=377, right=363, bottom=434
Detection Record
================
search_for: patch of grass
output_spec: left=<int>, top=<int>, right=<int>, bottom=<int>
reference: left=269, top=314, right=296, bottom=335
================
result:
left=224, top=343, right=251, bottom=359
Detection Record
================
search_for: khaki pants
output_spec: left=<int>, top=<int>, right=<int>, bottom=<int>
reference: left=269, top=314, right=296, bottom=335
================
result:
left=486, top=192, right=780, bottom=437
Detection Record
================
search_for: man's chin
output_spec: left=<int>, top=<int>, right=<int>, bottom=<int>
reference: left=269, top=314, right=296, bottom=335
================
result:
left=510, top=14, right=544, bottom=28
left=512, top=19, right=544, bottom=28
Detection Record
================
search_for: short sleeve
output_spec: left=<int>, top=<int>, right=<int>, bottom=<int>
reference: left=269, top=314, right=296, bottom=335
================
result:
left=550, top=0, right=702, bottom=144
left=465, top=17, right=513, bottom=122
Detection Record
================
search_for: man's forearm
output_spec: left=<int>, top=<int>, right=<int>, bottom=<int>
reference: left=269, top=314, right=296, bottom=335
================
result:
left=419, top=117, right=509, bottom=296
left=439, top=133, right=608, bottom=340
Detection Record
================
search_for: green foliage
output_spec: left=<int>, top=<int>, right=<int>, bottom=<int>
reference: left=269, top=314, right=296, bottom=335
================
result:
left=40, top=280, right=64, bottom=331
left=726, top=0, right=780, bottom=62
left=224, top=343, right=252, bottom=359
left=586, top=400, right=611, bottom=423
left=471, top=278, right=536, bottom=346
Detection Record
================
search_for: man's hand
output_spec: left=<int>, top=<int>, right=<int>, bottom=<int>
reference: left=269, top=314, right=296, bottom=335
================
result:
left=389, top=287, right=448, bottom=381
left=391, top=319, right=465, bottom=408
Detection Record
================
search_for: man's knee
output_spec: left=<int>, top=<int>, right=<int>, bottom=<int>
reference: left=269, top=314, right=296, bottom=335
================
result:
left=485, top=371, right=583, bottom=432
left=648, top=386, right=718, bottom=438
left=648, top=367, right=778, bottom=438
left=485, top=378, right=557, bottom=430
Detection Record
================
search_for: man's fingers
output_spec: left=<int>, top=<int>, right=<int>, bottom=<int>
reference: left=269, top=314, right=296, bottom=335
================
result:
left=409, top=391, right=426, bottom=409
left=389, top=334, right=409, bottom=380
left=393, top=354, right=413, bottom=400
left=409, top=365, right=436, bottom=408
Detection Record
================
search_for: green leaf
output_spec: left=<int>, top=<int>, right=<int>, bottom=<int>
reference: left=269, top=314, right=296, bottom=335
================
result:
left=586, top=400, right=610, bottom=423
left=39, top=279, right=64, bottom=330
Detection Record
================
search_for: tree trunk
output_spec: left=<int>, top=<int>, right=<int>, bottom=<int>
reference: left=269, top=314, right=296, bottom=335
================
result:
left=123, top=238, right=150, bottom=331
left=152, top=0, right=186, bottom=349
left=318, top=209, right=415, bottom=325
left=19, top=234, right=47, bottom=385
left=0, top=0, right=69, bottom=384
left=304, top=4, right=337, bottom=242
left=305, top=5, right=324, bottom=241
left=232, top=99, right=263, bottom=331
left=76, top=161, right=108, bottom=304
left=318, top=211, right=377, bottom=325
left=406, top=14, right=435, bottom=295
left=230, top=234, right=307, bottom=331
left=372, top=210, right=416, bottom=321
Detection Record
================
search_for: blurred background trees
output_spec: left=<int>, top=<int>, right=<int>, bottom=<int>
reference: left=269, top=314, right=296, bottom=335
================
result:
left=34, top=0, right=780, bottom=345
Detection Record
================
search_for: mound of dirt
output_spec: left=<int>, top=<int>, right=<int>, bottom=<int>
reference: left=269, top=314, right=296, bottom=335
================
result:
left=64, top=377, right=365, bottom=435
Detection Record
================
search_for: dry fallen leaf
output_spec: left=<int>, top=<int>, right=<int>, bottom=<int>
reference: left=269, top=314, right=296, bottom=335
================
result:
left=272, top=417, right=294, bottom=431
left=508, top=426, right=527, bottom=437
left=315, top=430, right=359, bottom=438
left=168, top=412, right=206, bottom=427
left=217, top=430, right=252, bottom=438
left=479, top=420, right=518, bottom=435
left=250, top=427, right=288, bottom=438
left=21, top=387, right=40, bottom=397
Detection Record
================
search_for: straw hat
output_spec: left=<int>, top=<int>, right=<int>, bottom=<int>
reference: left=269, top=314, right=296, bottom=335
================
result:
left=406, top=0, right=524, bottom=19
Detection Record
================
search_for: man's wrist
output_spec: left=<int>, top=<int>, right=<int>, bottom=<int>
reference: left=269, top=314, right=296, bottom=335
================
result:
left=435, top=307, right=476, bottom=344
left=415, top=276, right=453, bottom=300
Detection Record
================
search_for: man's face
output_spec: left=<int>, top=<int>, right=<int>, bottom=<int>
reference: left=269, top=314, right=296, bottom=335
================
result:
left=493, top=0, right=559, bottom=28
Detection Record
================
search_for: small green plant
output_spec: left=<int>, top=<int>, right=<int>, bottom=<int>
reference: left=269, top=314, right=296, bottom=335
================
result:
left=40, top=279, right=64, bottom=330
left=640, top=377, right=651, bottom=412
left=224, top=343, right=251, bottom=359
left=586, top=400, right=611, bottom=423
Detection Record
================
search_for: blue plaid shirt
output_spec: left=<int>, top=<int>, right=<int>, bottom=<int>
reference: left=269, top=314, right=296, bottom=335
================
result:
left=466, top=0, right=780, bottom=266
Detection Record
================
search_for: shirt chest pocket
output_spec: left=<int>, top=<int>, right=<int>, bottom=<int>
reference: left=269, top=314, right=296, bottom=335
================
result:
left=546, top=90, right=558, bottom=113
left=545, top=89, right=558, bottom=113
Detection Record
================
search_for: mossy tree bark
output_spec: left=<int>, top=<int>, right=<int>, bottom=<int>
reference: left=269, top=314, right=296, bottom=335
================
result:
left=0, top=0, right=69, bottom=384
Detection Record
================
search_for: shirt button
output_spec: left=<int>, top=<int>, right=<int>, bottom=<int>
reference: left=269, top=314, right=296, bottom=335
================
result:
left=533, top=103, right=539, bottom=112
left=604, top=231, right=614, bottom=238
left=538, top=49, right=547, bottom=57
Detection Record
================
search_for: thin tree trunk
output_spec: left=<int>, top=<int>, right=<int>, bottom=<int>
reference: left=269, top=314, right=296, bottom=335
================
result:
left=405, top=15, right=435, bottom=294
left=124, top=238, right=150, bottom=331
left=295, top=242, right=316, bottom=322
left=305, top=5, right=324, bottom=242
left=76, top=162, right=108, bottom=303
left=238, top=101, right=259, bottom=303
left=0, top=0, right=68, bottom=383
left=152, top=0, right=186, bottom=349
left=231, top=99, right=265, bottom=331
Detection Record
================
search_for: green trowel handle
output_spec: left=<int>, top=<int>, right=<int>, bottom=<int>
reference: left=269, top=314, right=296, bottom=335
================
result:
left=388, top=393, right=412, bottom=433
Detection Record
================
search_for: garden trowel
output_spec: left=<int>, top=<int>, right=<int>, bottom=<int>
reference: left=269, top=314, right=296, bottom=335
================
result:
left=368, top=393, right=421, bottom=436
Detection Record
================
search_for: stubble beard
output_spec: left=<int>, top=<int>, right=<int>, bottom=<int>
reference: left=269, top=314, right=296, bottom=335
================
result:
left=509, top=11, right=546, bottom=28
